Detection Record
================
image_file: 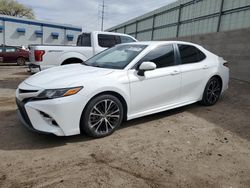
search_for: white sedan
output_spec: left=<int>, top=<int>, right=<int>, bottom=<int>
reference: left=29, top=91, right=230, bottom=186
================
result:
left=16, top=41, right=229, bottom=138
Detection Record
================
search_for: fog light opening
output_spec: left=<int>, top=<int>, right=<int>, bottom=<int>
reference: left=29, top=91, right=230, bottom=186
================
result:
left=40, top=111, right=59, bottom=127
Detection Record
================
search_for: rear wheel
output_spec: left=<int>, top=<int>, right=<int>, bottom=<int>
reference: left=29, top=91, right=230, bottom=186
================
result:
left=17, top=57, right=25, bottom=66
left=81, top=94, right=124, bottom=138
left=201, top=77, right=222, bottom=106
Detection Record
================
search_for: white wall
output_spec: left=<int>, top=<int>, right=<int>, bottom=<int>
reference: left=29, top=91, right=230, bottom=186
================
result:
left=65, top=30, right=80, bottom=45
left=0, top=20, right=3, bottom=45
left=43, top=26, right=65, bottom=45
left=5, top=22, right=42, bottom=47
left=0, top=16, right=81, bottom=47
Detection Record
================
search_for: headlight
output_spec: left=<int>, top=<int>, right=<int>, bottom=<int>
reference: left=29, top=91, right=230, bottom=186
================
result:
left=37, top=86, right=83, bottom=99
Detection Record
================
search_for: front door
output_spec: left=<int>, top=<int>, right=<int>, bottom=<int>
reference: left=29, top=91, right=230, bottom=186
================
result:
left=3, top=46, right=17, bottom=63
left=128, top=44, right=181, bottom=118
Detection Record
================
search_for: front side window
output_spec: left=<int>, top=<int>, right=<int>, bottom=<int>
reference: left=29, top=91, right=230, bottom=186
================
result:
left=178, top=44, right=206, bottom=64
left=98, top=34, right=120, bottom=48
left=137, top=45, right=175, bottom=69
left=5, top=47, right=16, bottom=52
left=85, top=44, right=147, bottom=69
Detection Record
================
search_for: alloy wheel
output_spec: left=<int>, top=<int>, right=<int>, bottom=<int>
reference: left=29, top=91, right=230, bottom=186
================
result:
left=88, top=99, right=121, bottom=134
left=206, top=79, right=221, bottom=104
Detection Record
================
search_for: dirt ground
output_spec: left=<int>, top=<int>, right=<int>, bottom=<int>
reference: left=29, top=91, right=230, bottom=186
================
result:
left=0, top=66, right=249, bottom=188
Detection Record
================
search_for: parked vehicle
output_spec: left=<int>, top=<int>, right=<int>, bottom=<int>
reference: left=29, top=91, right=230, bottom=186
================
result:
left=28, top=31, right=137, bottom=72
left=16, top=41, right=229, bottom=138
left=0, top=45, right=29, bottom=65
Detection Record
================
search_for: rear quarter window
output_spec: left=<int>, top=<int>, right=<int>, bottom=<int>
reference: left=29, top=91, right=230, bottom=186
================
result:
left=178, top=44, right=206, bottom=64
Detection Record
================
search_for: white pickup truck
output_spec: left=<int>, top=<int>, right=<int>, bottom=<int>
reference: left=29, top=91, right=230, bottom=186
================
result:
left=28, top=31, right=137, bottom=72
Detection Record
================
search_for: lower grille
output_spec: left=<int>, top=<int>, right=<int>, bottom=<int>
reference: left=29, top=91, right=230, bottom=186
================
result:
left=16, top=98, right=33, bottom=128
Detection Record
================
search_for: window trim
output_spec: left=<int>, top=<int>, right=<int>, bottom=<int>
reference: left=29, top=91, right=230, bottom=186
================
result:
left=131, top=44, right=178, bottom=70
left=176, top=43, right=207, bottom=65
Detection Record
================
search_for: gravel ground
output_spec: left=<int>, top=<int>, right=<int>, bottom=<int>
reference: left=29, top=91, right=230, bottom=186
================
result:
left=0, top=66, right=249, bottom=188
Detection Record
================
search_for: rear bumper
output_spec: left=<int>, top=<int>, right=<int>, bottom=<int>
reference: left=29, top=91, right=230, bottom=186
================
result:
left=28, top=63, right=41, bottom=73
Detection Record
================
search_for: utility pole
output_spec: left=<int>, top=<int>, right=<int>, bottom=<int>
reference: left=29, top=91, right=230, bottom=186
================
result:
left=101, top=0, right=105, bottom=31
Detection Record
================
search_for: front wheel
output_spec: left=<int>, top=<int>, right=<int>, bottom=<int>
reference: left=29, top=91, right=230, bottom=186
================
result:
left=81, top=94, right=124, bottom=138
left=201, top=77, right=222, bottom=106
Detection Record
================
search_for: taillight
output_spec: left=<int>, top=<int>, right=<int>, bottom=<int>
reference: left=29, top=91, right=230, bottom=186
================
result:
left=34, top=50, right=45, bottom=62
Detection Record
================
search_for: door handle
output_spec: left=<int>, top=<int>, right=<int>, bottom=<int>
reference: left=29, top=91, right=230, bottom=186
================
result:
left=203, top=65, right=209, bottom=69
left=171, top=70, right=180, bottom=75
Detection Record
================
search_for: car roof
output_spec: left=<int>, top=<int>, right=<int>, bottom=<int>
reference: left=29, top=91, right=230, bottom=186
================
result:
left=120, top=41, right=201, bottom=47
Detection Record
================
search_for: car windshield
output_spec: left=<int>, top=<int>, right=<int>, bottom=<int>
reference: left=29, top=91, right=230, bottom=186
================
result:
left=85, top=44, right=147, bottom=69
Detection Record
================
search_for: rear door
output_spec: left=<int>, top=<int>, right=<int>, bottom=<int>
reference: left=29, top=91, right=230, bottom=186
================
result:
left=176, top=44, right=211, bottom=102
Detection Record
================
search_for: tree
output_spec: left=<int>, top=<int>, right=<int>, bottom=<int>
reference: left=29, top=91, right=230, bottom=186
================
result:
left=0, top=0, right=35, bottom=19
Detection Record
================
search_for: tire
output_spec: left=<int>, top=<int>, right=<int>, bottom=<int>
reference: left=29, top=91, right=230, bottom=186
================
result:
left=201, top=77, right=222, bottom=106
left=17, top=57, right=25, bottom=66
left=81, top=94, right=124, bottom=138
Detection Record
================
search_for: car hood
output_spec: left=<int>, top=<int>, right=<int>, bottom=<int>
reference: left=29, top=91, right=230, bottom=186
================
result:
left=24, top=64, right=114, bottom=88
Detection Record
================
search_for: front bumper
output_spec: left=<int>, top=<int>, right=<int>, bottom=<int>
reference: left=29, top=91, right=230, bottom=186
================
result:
left=17, top=109, right=52, bottom=135
left=16, top=98, right=52, bottom=135
left=16, top=93, right=87, bottom=136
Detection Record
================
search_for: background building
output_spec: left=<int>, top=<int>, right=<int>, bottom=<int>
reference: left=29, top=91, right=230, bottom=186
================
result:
left=0, top=15, right=82, bottom=47
left=107, top=0, right=250, bottom=82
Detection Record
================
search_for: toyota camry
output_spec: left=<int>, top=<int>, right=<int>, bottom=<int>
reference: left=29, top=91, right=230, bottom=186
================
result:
left=16, top=41, right=229, bottom=138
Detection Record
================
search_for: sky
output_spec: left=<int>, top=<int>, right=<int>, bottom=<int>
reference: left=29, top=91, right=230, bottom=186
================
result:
left=17, top=0, right=177, bottom=31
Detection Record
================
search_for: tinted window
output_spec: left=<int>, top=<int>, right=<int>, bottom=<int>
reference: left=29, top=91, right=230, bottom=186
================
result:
left=0, top=47, right=3, bottom=53
left=120, top=36, right=136, bottom=43
left=138, top=45, right=175, bottom=69
left=98, top=34, right=121, bottom=48
left=178, top=44, right=206, bottom=64
left=77, top=33, right=91, bottom=47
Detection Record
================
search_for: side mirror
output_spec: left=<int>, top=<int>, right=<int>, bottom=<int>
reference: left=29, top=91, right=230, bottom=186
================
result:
left=138, top=61, right=156, bottom=76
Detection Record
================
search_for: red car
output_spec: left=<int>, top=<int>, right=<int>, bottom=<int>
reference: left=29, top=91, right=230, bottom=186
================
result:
left=0, top=45, right=29, bottom=65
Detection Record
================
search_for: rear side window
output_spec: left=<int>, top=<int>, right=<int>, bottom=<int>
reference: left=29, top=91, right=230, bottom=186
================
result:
left=178, top=44, right=206, bottom=64
left=77, top=33, right=91, bottom=47
left=98, top=34, right=121, bottom=48
left=120, top=36, right=136, bottom=43
left=138, top=45, right=175, bottom=69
